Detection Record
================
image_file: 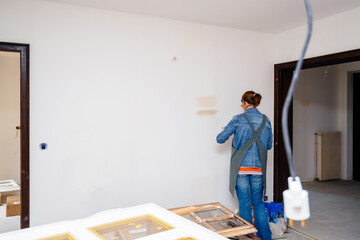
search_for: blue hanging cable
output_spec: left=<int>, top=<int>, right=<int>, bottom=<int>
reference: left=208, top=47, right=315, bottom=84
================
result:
left=281, top=0, right=313, bottom=180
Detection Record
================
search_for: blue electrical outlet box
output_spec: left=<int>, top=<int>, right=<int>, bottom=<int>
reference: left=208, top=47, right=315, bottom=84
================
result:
left=40, top=143, right=47, bottom=150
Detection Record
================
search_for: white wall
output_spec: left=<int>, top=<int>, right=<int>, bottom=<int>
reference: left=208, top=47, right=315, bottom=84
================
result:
left=273, top=7, right=360, bottom=63
left=0, top=51, right=21, bottom=185
left=0, top=0, right=275, bottom=226
left=293, top=65, right=340, bottom=181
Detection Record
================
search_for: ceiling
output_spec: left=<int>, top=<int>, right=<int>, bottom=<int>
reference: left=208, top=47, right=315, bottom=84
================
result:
left=41, top=0, right=360, bottom=33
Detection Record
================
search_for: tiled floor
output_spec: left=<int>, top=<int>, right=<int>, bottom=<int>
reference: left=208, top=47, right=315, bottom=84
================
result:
left=278, top=228, right=316, bottom=240
left=290, top=180, right=360, bottom=240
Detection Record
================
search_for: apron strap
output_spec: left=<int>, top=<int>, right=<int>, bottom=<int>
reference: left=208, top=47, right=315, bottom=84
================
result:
left=238, top=114, right=266, bottom=152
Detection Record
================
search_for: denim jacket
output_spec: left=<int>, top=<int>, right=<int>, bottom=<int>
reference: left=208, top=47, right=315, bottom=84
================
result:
left=217, top=108, right=273, bottom=168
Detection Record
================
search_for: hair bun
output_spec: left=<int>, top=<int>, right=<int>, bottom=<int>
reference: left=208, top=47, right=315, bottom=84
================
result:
left=242, top=91, right=262, bottom=107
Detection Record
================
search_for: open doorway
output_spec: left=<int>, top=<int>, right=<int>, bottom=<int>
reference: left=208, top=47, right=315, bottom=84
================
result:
left=274, top=48, right=360, bottom=201
left=274, top=49, right=360, bottom=239
left=0, top=51, right=21, bottom=232
left=0, top=42, right=29, bottom=230
left=292, top=62, right=360, bottom=239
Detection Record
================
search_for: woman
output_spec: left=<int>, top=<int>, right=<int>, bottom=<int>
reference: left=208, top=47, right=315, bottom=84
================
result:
left=216, top=91, right=272, bottom=240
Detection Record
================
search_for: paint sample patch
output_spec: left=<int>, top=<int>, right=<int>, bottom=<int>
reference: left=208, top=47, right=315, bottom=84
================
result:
left=197, top=96, right=217, bottom=107
left=196, top=110, right=218, bottom=116
left=300, top=100, right=311, bottom=107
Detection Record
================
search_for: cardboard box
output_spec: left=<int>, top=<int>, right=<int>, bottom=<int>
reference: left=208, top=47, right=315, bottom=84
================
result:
left=6, top=195, right=21, bottom=217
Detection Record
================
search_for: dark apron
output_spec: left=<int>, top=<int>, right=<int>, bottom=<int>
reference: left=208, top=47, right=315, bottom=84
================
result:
left=229, top=114, right=267, bottom=197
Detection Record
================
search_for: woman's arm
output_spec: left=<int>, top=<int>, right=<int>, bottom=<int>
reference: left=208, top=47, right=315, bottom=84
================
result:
left=216, top=116, right=237, bottom=143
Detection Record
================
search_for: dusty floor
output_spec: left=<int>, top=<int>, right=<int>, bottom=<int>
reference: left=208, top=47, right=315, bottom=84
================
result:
left=289, top=180, right=360, bottom=240
left=0, top=180, right=359, bottom=239
left=0, top=205, right=20, bottom=234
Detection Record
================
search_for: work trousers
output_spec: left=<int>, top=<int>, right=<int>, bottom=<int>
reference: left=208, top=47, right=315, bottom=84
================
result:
left=236, top=174, right=271, bottom=240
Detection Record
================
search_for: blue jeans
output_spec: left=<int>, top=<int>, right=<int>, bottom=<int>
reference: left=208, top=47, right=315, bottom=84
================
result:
left=236, top=175, right=271, bottom=240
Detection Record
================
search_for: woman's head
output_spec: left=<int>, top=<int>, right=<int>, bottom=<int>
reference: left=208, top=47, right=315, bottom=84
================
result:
left=241, top=91, right=262, bottom=110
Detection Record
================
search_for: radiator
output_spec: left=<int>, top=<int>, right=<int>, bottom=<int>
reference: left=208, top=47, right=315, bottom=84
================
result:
left=315, top=131, right=341, bottom=181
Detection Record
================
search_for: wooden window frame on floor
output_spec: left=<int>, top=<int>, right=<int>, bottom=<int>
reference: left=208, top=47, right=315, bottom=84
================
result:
left=169, top=202, right=257, bottom=238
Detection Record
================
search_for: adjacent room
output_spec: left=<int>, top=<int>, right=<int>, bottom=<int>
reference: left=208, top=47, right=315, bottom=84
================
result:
left=0, top=51, right=21, bottom=232
left=0, top=0, right=360, bottom=239
left=291, top=62, right=360, bottom=239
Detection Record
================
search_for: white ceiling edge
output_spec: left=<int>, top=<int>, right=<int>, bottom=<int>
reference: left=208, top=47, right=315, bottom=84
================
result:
left=40, top=0, right=360, bottom=34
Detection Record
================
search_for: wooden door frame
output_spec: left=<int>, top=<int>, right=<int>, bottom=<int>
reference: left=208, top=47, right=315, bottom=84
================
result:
left=274, top=48, right=360, bottom=202
left=354, top=72, right=360, bottom=181
left=0, top=42, right=30, bottom=228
